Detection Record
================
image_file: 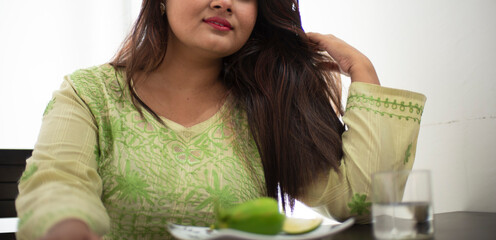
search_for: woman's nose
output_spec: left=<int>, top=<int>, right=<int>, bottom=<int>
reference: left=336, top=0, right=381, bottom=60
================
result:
left=210, top=0, right=233, bottom=13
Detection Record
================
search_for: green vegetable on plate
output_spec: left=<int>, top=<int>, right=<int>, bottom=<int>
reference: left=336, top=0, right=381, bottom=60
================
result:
left=211, top=197, right=322, bottom=235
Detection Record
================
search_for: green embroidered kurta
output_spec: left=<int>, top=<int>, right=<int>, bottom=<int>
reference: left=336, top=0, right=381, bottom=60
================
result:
left=15, top=64, right=426, bottom=239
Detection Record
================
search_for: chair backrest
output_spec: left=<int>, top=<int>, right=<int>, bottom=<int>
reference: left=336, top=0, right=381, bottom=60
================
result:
left=0, top=149, right=31, bottom=218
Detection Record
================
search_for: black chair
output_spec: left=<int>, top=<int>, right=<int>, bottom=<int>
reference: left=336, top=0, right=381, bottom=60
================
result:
left=0, top=149, right=31, bottom=239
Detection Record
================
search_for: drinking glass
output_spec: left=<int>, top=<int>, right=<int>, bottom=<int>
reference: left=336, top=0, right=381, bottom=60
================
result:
left=372, top=170, right=434, bottom=239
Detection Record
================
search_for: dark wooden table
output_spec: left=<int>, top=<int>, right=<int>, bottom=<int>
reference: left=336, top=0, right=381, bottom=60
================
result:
left=1, top=211, right=494, bottom=239
left=331, top=211, right=496, bottom=240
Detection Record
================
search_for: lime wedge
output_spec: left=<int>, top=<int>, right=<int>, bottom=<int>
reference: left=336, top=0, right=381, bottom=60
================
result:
left=282, top=217, right=323, bottom=235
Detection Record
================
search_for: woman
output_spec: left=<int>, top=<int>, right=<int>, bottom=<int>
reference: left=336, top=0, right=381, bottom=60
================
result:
left=16, top=0, right=426, bottom=239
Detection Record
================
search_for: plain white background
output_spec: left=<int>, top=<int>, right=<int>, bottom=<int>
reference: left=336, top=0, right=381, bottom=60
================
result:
left=1, top=0, right=495, bottom=217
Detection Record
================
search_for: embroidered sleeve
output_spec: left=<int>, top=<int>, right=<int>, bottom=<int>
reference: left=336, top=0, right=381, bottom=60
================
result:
left=15, top=73, right=110, bottom=239
left=301, top=82, right=426, bottom=224
left=346, top=85, right=424, bottom=124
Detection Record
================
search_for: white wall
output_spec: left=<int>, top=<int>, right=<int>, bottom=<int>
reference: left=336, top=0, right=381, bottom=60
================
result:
left=0, top=0, right=139, bottom=148
left=300, top=0, right=496, bottom=213
left=1, top=0, right=495, bottom=215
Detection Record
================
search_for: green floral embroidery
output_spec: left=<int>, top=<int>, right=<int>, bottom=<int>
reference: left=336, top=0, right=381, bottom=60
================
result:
left=348, top=193, right=372, bottom=216
left=194, top=169, right=239, bottom=211
left=93, top=145, right=100, bottom=160
left=348, top=95, right=424, bottom=113
left=347, top=94, right=424, bottom=123
left=19, top=164, right=38, bottom=182
left=171, top=140, right=214, bottom=165
left=43, top=97, right=56, bottom=116
left=106, top=171, right=154, bottom=205
left=404, top=143, right=412, bottom=164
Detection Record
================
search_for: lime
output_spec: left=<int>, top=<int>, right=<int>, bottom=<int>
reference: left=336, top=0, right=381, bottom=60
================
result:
left=282, top=217, right=323, bottom=235
left=213, top=197, right=285, bottom=235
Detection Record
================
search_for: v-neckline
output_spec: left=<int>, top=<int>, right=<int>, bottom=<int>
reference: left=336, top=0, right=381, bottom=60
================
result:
left=159, top=99, right=229, bottom=133
left=130, top=78, right=230, bottom=135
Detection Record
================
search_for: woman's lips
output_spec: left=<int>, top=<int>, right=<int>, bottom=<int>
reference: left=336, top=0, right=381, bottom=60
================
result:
left=203, top=17, right=233, bottom=31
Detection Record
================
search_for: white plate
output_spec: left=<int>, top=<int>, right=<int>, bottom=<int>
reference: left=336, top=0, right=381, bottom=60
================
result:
left=167, top=218, right=354, bottom=240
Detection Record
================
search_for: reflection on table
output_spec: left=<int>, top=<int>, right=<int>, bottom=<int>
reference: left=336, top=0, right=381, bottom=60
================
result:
left=331, top=211, right=496, bottom=240
left=1, top=212, right=495, bottom=239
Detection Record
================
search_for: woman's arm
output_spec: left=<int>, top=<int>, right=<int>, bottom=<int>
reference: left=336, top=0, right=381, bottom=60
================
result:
left=15, top=79, right=109, bottom=239
left=301, top=33, right=426, bottom=223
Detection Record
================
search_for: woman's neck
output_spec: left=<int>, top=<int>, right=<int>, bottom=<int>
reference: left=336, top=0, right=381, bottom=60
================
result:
left=153, top=47, right=223, bottom=91
left=133, top=45, right=228, bottom=127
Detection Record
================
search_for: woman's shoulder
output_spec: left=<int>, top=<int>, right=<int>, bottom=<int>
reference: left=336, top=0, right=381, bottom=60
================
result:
left=65, top=63, right=127, bottom=101
left=67, top=63, right=123, bottom=86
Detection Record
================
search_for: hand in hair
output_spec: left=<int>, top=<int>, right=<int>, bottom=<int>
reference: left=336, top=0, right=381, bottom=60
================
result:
left=306, top=32, right=380, bottom=85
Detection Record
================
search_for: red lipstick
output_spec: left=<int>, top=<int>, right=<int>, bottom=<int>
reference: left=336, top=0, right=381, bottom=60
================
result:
left=203, top=17, right=233, bottom=31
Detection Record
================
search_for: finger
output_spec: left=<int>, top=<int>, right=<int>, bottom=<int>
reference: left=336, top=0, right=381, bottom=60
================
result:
left=305, top=32, right=325, bottom=51
left=305, top=32, right=318, bottom=41
left=305, top=32, right=323, bottom=45
left=306, top=32, right=338, bottom=46
left=305, top=32, right=326, bottom=42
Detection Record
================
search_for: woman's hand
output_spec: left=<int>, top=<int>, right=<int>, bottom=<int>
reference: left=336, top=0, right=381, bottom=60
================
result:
left=306, top=32, right=380, bottom=85
left=39, top=219, right=101, bottom=240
